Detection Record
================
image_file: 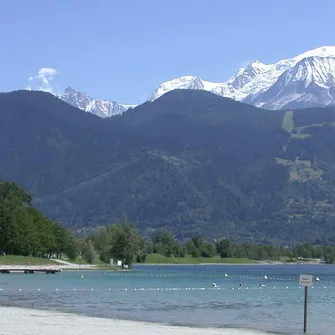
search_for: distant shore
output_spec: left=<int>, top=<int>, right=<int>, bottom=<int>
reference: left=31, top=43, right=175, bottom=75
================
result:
left=0, top=254, right=327, bottom=270
left=0, top=306, right=273, bottom=335
left=135, top=261, right=325, bottom=266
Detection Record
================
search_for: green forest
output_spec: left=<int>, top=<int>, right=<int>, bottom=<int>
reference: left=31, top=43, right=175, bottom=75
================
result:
left=2, top=180, right=335, bottom=266
left=1, top=90, right=335, bottom=244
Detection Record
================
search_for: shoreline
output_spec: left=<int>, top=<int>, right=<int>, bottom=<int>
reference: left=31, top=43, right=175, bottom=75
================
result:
left=0, top=263, right=326, bottom=271
left=135, top=261, right=326, bottom=266
left=0, top=306, right=275, bottom=335
left=0, top=261, right=326, bottom=271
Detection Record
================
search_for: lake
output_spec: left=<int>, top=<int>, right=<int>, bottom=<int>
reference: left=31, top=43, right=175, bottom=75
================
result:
left=0, top=264, right=334, bottom=335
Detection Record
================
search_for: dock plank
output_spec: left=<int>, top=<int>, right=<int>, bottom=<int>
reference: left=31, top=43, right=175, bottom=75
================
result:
left=0, top=266, right=61, bottom=274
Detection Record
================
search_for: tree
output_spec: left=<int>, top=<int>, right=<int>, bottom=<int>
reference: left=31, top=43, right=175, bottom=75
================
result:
left=109, top=216, right=145, bottom=268
left=81, top=239, right=98, bottom=264
left=201, top=241, right=216, bottom=257
left=94, top=227, right=113, bottom=263
left=186, top=240, right=199, bottom=257
left=52, top=222, right=69, bottom=259
left=216, top=239, right=232, bottom=258
left=0, top=181, right=32, bottom=254
left=151, top=230, right=177, bottom=257
left=63, top=233, right=79, bottom=260
left=0, top=180, right=75, bottom=259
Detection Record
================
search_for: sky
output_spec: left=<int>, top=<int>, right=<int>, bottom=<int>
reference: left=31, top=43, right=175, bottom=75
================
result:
left=1, top=0, right=335, bottom=104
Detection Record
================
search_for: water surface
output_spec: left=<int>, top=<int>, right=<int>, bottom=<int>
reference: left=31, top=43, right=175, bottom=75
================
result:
left=1, top=264, right=334, bottom=335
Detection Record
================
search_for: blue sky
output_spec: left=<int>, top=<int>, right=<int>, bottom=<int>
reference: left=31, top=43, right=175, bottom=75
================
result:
left=1, top=0, right=335, bottom=104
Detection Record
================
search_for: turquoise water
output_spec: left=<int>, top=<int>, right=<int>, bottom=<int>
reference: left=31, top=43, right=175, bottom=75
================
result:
left=1, top=264, right=335, bottom=334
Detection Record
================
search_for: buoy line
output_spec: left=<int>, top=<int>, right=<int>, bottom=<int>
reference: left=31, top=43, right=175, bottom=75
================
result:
left=0, top=285, right=330, bottom=293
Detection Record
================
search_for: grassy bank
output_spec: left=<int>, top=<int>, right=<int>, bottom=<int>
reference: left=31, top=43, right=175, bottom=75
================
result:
left=0, top=255, right=59, bottom=266
left=142, top=253, right=256, bottom=264
left=0, top=255, right=124, bottom=270
left=0, top=254, right=257, bottom=267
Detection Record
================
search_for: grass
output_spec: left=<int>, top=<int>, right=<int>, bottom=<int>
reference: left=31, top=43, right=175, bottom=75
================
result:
left=280, top=112, right=333, bottom=139
left=0, top=255, right=120, bottom=270
left=63, top=266, right=118, bottom=271
left=281, top=112, right=311, bottom=139
left=142, top=253, right=256, bottom=264
left=281, top=111, right=295, bottom=133
left=0, top=255, right=59, bottom=266
left=64, top=256, right=105, bottom=266
left=291, top=123, right=334, bottom=139
left=276, top=157, right=323, bottom=181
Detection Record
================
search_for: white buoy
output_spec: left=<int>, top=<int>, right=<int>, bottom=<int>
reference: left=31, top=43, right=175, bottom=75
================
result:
left=224, top=273, right=228, bottom=277
left=264, top=275, right=268, bottom=280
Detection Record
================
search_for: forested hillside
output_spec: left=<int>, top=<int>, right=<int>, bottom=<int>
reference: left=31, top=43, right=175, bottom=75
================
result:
left=1, top=89, right=335, bottom=244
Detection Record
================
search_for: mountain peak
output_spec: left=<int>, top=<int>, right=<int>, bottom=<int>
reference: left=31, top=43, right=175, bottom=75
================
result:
left=248, top=60, right=266, bottom=68
left=58, top=87, right=129, bottom=118
left=294, top=46, right=335, bottom=61
left=149, top=75, right=204, bottom=101
left=63, top=86, right=80, bottom=95
left=51, top=45, right=335, bottom=116
left=243, top=60, right=269, bottom=76
left=149, top=45, right=335, bottom=110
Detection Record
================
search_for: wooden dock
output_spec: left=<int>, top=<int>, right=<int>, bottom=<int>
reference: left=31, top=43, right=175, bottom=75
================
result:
left=0, top=266, right=62, bottom=274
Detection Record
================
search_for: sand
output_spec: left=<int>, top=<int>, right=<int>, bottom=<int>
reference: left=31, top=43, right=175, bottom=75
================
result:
left=0, top=307, right=273, bottom=335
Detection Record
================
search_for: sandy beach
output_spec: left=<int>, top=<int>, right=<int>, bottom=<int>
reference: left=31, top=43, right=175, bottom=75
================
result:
left=0, top=307, right=272, bottom=335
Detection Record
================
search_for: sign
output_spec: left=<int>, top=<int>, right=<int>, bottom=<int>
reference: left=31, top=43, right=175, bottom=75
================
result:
left=117, top=260, right=122, bottom=266
left=300, top=274, right=313, bottom=333
left=300, top=274, right=313, bottom=287
left=109, top=258, right=113, bottom=265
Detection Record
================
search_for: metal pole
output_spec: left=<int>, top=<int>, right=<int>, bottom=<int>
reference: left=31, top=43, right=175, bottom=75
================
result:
left=304, top=286, right=308, bottom=333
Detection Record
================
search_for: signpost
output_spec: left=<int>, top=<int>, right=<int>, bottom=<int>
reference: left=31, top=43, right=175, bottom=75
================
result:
left=299, top=275, right=313, bottom=334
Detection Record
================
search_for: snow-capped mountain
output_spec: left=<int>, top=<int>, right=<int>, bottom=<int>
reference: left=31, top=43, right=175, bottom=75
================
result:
left=58, top=87, right=134, bottom=118
left=57, top=46, right=335, bottom=116
left=150, top=46, right=335, bottom=110
left=249, top=56, right=335, bottom=109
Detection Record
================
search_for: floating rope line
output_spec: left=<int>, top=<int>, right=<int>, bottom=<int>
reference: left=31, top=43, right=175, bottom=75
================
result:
left=0, top=285, right=330, bottom=293
left=106, top=273, right=334, bottom=283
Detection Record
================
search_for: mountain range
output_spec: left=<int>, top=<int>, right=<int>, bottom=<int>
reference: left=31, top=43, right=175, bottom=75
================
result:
left=58, top=87, right=135, bottom=118
left=1, top=89, right=335, bottom=244
left=59, top=46, right=335, bottom=117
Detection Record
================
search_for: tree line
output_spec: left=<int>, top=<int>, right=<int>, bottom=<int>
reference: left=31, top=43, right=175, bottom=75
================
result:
left=0, top=181, right=145, bottom=267
left=2, top=181, right=335, bottom=267
left=91, top=229, right=335, bottom=266
left=141, top=231, right=335, bottom=264
left=0, top=181, right=77, bottom=258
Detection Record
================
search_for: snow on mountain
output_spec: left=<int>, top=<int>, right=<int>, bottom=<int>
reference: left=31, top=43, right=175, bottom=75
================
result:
left=148, top=62, right=270, bottom=102
left=57, top=46, right=335, bottom=116
left=58, top=87, right=134, bottom=118
left=251, top=56, right=335, bottom=109
left=149, top=46, right=335, bottom=110
left=294, top=46, right=335, bottom=61
left=149, top=76, right=207, bottom=101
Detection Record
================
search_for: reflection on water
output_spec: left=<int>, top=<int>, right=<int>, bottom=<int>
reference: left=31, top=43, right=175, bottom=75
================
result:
left=1, top=264, right=335, bottom=335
